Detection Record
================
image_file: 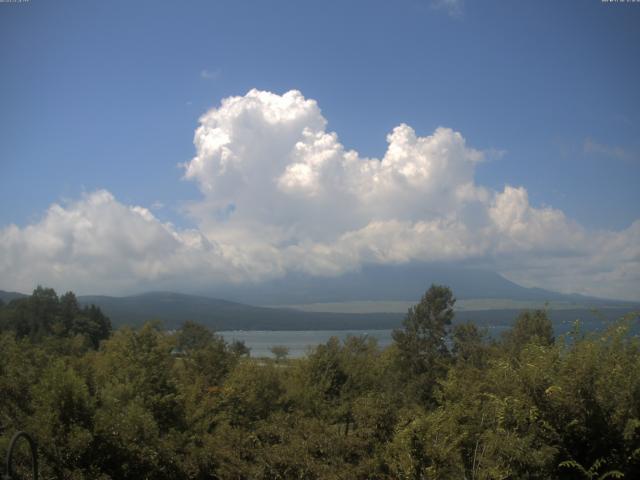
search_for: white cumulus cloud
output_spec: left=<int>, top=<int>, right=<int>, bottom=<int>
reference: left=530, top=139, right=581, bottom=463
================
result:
left=1, top=89, right=638, bottom=300
left=0, top=191, right=240, bottom=294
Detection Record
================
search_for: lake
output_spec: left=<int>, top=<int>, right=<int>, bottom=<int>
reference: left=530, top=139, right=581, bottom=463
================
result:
left=218, top=308, right=638, bottom=358
left=216, top=312, right=628, bottom=358
left=219, top=326, right=512, bottom=358
left=219, top=329, right=395, bottom=358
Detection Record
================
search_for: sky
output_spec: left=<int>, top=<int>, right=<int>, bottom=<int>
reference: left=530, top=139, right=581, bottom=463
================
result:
left=0, top=0, right=639, bottom=300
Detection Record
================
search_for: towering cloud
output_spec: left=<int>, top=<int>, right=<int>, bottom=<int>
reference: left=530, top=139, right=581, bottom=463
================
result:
left=1, top=89, right=638, bottom=299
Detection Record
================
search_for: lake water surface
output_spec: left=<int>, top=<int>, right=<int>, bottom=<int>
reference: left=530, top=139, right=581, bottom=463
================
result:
left=219, top=325, right=520, bottom=358
left=219, top=330, right=395, bottom=358
left=219, top=310, right=634, bottom=358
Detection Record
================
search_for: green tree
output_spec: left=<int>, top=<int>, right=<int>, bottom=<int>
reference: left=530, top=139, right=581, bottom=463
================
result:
left=229, top=339, right=251, bottom=357
left=175, top=320, right=237, bottom=387
left=392, top=284, right=455, bottom=403
left=70, top=304, right=112, bottom=348
left=503, top=309, right=554, bottom=355
left=59, top=291, right=81, bottom=333
left=28, top=359, right=96, bottom=478
left=0, top=287, right=110, bottom=349
left=94, top=322, right=183, bottom=432
left=28, top=286, right=60, bottom=338
left=270, top=345, right=290, bottom=362
left=452, top=322, right=489, bottom=368
left=177, top=320, right=215, bottom=352
left=220, top=361, right=287, bottom=427
left=4, top=286, right=60, bottom=339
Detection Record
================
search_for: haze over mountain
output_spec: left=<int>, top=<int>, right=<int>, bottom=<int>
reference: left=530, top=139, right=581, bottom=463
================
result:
left=206, top=264, right=627, bottom=306
left=4, top=287, right=635, bottom=334
left=0, top=290, right=27, bottom=304
left=76, top=292, right=405, bottom=331
left=2, top=264, right=636, bottom=331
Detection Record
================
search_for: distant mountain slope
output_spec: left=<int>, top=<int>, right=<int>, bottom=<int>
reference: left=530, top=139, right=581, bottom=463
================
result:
left=77, top=292, right=636, bottom=333
left=77, top=292, right=404, bottom=330
left=0, top=290, right=27, bottom=303
left=205, top=264, right=629, bottom=306
left=3, top=289, right=636, bottom=332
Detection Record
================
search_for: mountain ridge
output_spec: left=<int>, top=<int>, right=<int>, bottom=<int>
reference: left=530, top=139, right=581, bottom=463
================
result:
left=199, top=264, right=633, bottom=305
left=3, top=288, right=635, bottom=333
left=2, top=266, right=636, bottom=331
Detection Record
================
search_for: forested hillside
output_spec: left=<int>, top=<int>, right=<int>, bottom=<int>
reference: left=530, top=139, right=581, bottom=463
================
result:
left=1, top=286, right=639, bottom=479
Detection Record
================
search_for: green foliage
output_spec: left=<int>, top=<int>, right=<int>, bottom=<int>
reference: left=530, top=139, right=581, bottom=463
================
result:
left=270, top=344, right=290, bottom=362
left=0, top=287, right=111, bottom=348
left=221, top=361, right=287, bottom=427
left=392, top=284, right=456, bottom=403
left=452, top=321, right=490, bottom=368
left=1, top=285, right=639, bottom=479
left=502, top=308, right=555, bottom=355
left=177, top=320, right=215, bottom=352
left=559, top=458, right=625, bottom=479
left=28, top=360, right=95, bottom=477
left=229, top=338, right=251, bottom=357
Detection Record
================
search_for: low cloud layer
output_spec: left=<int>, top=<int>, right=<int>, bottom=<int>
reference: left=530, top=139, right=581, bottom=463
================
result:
left=1, top=90, right=638, bottom=299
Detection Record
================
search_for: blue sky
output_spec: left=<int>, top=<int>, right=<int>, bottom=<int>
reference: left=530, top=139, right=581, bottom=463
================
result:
left=1, top=0, right=639, bottom=299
